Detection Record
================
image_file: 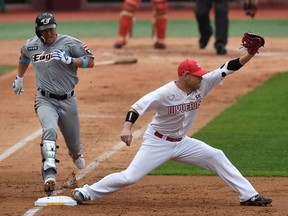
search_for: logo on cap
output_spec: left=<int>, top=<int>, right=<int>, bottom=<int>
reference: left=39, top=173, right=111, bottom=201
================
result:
left=41, top=18, right=51, bottom=25
left=177, top=59, right=208, bottom=77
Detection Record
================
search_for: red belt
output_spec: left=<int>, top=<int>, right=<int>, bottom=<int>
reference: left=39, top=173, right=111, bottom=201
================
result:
left=154, top=131, right=182, bottom=142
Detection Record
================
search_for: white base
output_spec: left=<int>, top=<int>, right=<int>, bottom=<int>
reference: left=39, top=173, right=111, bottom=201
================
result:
left=35, top=196, right=77, bottom=206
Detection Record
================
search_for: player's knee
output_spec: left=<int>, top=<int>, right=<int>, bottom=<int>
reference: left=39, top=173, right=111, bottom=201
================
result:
left=42, top=127, right=58, bottom=139
left=215, top=7, right=228, bottom=16
left=123, top=0, right=140, bottom=13
left=153, top=0, right=168, bottom=16
left=211, top=149, right=226, bottom=161
left=195, top=7, right=209, bottom=18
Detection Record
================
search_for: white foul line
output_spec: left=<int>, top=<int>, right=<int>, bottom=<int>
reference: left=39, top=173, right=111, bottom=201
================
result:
left=0, top=129, right=42, bottom=162
left=0, top=114, right=121, bottom=162
left=23, top=127, right=145, bottom=216
left=80, top=114, right=122, bottom=119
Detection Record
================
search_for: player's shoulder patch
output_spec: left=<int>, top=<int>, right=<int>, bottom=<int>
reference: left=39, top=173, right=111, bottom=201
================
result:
left=27, top=46, right=38, bottom=51
left=82, top=44, right=92, bottom=55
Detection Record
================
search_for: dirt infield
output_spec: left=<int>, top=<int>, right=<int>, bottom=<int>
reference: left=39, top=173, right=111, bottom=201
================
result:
left=0, top=8, right=288, bottom=216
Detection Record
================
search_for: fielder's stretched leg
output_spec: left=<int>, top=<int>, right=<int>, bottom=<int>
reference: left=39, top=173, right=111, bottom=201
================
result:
left=173, top=137, right=259, bottom=202
left=72, top=130, right=176, bottom=202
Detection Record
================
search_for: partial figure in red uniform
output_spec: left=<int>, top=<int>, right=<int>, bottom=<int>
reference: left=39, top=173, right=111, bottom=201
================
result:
left=114, top=0, right=168, bottom=49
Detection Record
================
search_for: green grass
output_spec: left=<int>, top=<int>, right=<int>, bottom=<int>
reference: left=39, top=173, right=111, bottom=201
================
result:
left=151, top=72, right=288, bottom=177
left=0, top=19, right=288, bottom=39
left=0, top=65, right=16, bottom=76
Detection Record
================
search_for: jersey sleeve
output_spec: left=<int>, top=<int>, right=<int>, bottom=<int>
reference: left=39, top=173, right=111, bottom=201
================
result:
left=131, top=90, right=162, bottom=116
left=200, top=59, right=241, bottom=96
left=200, top=67, right=225, bottom=96
left=20, top=40, right=30, bottom=59
left=19, top=38, right=37, bottom=64
left=69, top=37, right=94, bottom=59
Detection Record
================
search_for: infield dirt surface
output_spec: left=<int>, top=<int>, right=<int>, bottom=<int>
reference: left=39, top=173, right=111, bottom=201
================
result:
left=0, top=7, right=288, bottom=216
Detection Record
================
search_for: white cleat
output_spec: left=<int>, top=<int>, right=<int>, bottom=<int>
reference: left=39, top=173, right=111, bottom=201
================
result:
left=74, top=154, right=85, bottom=169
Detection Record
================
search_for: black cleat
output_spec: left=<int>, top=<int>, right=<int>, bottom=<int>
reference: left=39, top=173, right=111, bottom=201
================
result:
left=199, top=30, right=212, bottom=49
left=154, top=42, right=166, bottom=49
left=240, top=194, right=272, bottom=206
left=215, top=44, right=227, bottom=55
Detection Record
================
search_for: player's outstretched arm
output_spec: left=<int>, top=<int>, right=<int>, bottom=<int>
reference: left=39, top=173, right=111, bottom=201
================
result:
left=220, top=32, right=264, bottom=77
left=239, top=53, right=254, bottom=65
left=239, top=32, right=265, bottom=65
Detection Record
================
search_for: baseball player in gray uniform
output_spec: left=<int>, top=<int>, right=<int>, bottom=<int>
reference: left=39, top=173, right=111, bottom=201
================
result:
left=72, top=35, right=272, bottom=206
left=12, top=13, right=94, bottom=196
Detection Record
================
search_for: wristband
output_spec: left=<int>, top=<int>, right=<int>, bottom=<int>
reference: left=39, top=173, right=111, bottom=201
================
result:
left=227, top=58, right=242, bottom=71
left=80, top=57, right=89, bottom=68
left=125, top=111, right=139, bottom=123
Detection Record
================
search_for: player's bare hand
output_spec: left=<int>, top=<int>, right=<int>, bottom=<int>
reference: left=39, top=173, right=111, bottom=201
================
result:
left=12, top=76, right=24, bottom=96
left=120, top=128, right=133, bottom=146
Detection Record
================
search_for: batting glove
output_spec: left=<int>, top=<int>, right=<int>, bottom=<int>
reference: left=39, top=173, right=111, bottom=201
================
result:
left=12, top=75, right=24, bottom=96
left=51, top=49, right=73, bottom=65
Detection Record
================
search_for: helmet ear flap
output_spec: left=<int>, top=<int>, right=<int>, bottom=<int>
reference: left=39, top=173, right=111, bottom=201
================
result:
left=35, top=28, right=40, bottom=38
left=35, top=28, right=45, bottom=43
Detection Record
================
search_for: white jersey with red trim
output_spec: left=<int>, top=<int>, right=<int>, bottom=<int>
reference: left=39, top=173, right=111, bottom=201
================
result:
left=75, top=58, right=262, bottom=203
left=132, top=67, right=225, bottom=138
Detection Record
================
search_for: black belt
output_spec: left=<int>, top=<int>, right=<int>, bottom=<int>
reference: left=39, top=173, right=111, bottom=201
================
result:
left=40, top=89, right=74, bottom=100
left=154, top=131, right=182, bottom=142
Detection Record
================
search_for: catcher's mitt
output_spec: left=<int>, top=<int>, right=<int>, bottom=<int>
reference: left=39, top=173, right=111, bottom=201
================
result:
left=241, top=32, right=265, bottom=55
left=243, top=0, right=257, bottom=18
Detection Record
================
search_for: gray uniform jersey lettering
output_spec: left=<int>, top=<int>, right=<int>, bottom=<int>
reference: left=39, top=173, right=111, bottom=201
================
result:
left=21, top=34, right=93, bottom=94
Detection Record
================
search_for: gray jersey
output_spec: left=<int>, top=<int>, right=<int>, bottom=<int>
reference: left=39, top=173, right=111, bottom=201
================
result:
left=21, top=34, right=93, bottom=94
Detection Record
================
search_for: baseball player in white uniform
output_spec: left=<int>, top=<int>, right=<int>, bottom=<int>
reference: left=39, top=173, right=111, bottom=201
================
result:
left=72, top=43, right=271, bottom=206
left=12, top=13, right=94, bottom=196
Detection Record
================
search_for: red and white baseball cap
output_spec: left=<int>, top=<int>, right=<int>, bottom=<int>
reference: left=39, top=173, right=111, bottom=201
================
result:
left=177, top=59, right=208, bottom=77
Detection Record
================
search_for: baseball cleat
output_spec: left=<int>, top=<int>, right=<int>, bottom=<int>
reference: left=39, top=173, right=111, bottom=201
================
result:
left=73, top=154, right=85, bottom=169
left=113, top=39, right=126, bottom=49
left=44, top=177, right=56, bottom=196
left=215, top=44, right=227, bottom=55
left=72, top=190, right=86, bottom=204
left=240, top=194, right=272, bottom=206
left=199, top=30, right=212, bottom=49
left=154, top=42, right=166, bottom=49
